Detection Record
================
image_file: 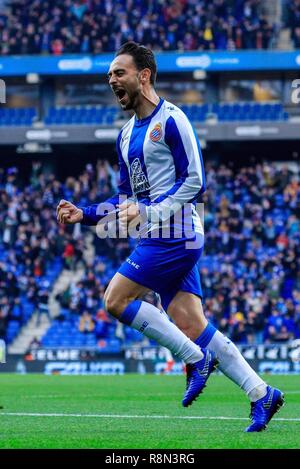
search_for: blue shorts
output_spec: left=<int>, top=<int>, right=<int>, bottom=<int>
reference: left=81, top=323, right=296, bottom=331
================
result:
left=118, top=234, right=203, bottom=311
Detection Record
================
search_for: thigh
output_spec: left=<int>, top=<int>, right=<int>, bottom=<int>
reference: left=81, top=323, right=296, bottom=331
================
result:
left=160, top=263, right=203, bottom=312
left=106, top=272, right=150, bottom=302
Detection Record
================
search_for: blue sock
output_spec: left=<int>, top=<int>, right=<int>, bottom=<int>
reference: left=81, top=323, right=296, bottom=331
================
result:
left=120, top=300, right=142, bottom=325
left=195, top=322, right=217, bottom=348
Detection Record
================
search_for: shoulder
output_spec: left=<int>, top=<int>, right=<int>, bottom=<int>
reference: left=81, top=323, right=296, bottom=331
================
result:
left=163, top=100, right=191, bottom=128
left=162, top=101, right=192, bottom=137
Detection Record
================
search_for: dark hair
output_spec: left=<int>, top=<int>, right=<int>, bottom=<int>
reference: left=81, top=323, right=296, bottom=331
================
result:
left=115, top=41, right=157, bottom=85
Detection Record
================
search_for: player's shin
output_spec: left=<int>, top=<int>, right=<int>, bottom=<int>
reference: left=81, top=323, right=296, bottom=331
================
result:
left=120, top=300, right=204, bottom=364
left=195, top=323, right=267, bottom=401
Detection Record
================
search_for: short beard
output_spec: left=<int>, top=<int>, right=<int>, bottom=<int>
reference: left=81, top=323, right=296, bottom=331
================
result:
left=122, top=89, right=140, bottom=111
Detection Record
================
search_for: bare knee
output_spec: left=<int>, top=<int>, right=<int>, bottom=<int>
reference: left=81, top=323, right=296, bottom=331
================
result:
left=104, top=288, right=129, bottom=318
left=104, top=274, right=148, bottom=319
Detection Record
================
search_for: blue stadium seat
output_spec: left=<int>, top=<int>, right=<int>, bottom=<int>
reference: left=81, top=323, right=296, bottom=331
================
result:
left=44, top=105, right=121, bottom=126
left=0, top=108, right=37, bottom=126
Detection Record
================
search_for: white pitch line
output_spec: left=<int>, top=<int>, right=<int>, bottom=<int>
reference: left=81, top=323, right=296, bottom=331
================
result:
left=282, top=390, right=300, bottom=394
left=0, top=412, right=299, bottom=422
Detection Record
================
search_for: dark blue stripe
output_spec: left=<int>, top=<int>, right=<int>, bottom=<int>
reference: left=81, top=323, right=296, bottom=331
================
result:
left=127, top=120, right=152, bottom=199
left=120, top=300, right=142, bottom=325
left=195, top=323, right=217, bottom=348
left=155, top=115, right=189, bottom=204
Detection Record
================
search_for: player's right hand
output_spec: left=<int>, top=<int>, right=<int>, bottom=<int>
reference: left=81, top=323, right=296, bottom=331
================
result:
left=56, top=199, right=83, bottom=224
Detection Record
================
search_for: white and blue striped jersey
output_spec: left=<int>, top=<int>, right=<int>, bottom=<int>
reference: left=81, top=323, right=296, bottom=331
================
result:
left=81, top=98, right=206, bottom=237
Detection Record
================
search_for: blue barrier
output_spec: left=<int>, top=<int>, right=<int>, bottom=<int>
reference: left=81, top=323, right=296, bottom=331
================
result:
left=0, top=50, right=300, bottom=76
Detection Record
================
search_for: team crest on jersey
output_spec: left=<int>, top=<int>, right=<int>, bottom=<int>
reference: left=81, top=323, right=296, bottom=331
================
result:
left=130, top=158, right=150, bottom=194
left=150, top=123, right=162, bottom=142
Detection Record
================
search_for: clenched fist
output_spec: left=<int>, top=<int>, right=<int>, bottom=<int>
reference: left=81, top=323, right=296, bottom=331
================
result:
left=117, top=200, right=140, bottom=233
left=56, top=199, right=83, bottom=224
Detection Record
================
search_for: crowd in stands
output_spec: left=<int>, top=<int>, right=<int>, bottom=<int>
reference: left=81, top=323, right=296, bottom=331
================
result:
left=0, top=161, right=84, bottom=340
left=0, top=157, right=299, bottom=348
left=0, top=159, right=131, bottom=347
left=0, top=0, right=277, bottom=55
left=201, top=162, right=300, bottom=343
left=285, top=0, right=300, bottom=48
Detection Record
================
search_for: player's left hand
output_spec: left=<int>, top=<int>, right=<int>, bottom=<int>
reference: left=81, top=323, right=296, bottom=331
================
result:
left=118, top=201, right=140, bottom=221
left=117, top=201, right=140, bottom=231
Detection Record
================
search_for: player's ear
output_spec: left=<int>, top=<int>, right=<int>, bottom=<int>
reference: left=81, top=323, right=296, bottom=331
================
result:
left=139, top=68, right=151, bottom=84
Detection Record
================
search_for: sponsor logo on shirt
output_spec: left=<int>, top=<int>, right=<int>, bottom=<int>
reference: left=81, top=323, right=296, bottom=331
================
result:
left=149, top=123, right=162, bottom=142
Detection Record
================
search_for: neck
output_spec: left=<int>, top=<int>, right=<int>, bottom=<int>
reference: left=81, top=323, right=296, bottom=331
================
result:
left=135, top=87, right=160, bottom=120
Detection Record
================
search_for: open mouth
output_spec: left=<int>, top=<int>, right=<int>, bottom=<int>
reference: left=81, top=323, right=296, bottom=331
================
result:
left=115, top=89, right=127, bottom=103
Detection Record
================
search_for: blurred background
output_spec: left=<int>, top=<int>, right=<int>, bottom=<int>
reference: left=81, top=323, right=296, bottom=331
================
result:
left=0, top=0, right=299, bottom=376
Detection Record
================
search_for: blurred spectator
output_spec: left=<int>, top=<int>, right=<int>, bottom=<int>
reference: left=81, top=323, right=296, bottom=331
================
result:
left=63, top=242, right=76, bottom=270
left=28, top=336, right=41, bottom=350
left=11, top=298, right=24, bottom=324
left=79, top=310, right=95, bottom=333
left=94, top=307, right=111, bottom=339
left=266, top=310, right=295, bottom=342
left=35, top=286, right=51, bottom=326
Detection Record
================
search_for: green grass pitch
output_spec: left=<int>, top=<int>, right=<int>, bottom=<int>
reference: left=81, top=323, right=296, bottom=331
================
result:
left=0, top=373, right=299, bottom=449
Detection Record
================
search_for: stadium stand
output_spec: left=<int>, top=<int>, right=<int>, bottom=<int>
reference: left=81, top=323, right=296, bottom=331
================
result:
left=1, top=158, right=299, bottom=351
left=0, top=101, right=291, bottom=129
left=0, top=0, right=299, bottom=354
left=0, top=1, right=295, bottom=131
left=44, top=105, right=120, bottom=125
left=0, top=0, right=278, bottom=55
left=285, top=0, right=300, bottom=49
left=0, top=107, right=37, bottom=126
left=43, top=102, right=289, bottom=126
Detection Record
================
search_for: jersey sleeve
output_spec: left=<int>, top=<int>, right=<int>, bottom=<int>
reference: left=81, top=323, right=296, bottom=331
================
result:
left=146, top=112, right=206, bottom=222
left=81, top=131, right=133, bottom=226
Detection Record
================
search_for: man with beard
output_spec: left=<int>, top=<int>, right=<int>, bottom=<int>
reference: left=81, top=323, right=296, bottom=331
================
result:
left=57, top=42, right=284, bottom=430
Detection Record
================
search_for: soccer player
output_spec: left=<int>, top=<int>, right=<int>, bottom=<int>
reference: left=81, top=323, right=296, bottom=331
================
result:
left=57, top=42, right=284, bottom=431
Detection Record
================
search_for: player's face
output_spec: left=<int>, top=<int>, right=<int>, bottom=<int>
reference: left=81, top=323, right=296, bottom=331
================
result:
left=108, top=54, right=142, bottom=111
